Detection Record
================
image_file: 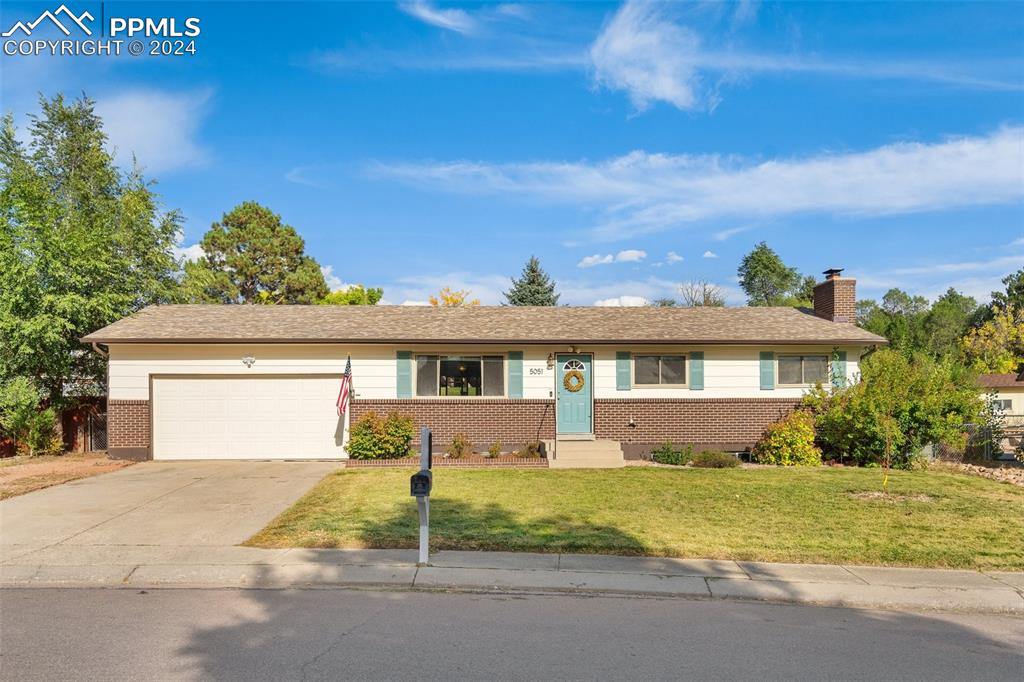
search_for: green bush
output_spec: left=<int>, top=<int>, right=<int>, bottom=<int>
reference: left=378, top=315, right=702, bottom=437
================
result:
left=752, top=410, right=822, bottom=466
left=487, top=441, right=502, bottom=457
left=651, top=440, right=693, bottom=466
left=347, top=411, right=415, bottom=460
left=803, top=349, right=982, bottom=469
left=690, top=450, right=740, bottom=468
left=0, top=378, right=62, bottom=457
left=447, top=432, right=473, bottom=459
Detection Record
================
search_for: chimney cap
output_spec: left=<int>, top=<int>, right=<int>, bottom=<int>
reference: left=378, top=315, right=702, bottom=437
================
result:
left=822, top=268, right=844, bottom=279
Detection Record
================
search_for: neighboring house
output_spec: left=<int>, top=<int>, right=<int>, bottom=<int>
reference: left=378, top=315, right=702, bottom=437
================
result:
left=82, top=270, right=885, bottom=466
left=978, top=371, right=1024, bottom=455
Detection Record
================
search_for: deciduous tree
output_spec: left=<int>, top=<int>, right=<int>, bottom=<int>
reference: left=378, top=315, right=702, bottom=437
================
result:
left=318, top=286, right=383, bottom=306
left=429, top=287, right=479, bottom=306
left=961, top=305, right=1024, bottom=373
left=0, top=95, right=180, bottom=407
left=737, top=242, right=802, bottom=306
left=678, top=279, right=726, bottom=307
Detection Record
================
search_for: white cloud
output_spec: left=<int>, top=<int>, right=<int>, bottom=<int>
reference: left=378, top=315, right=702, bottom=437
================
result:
left=370, top=126, right=1024, bottom=241
left=616, top=249, right=647, bottom=262
left=594, top=295, right=649, bottom=307
left=665, top=251, right=684, bottom=264
left=713, top=226, right=752, bottom=241
left=702, top=250, right=718, bottom=259
left=320, top=265, right=352, bottom=292
left=578, top=254, right=615, bottom=268
left=173, top=243, right=204, bottom=263
left=589, top=1, right=1021, bottom=112
left=95, top=88, right=211, bottom=174
left=400, top=1, right=476, bottom=35
left=590, top=1, right=703, bottom=111
left=285, top=166, right=327, bottom=188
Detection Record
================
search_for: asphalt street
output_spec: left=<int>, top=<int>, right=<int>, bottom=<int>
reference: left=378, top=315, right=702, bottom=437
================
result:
left=1, top=588, right=1021, bottom=681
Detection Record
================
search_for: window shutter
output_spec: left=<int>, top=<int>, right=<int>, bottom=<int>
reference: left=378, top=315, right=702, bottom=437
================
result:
left=396, top=351, right=412, bottom=398
left=616, top=352, right=631, bottom=391
left=508, top=351, right=523, bottom=399
left=759, top=351, right=775, bottom=390
left=831, top=350, right=847, bottom=388
left=689, top=352, right=704, bottom=390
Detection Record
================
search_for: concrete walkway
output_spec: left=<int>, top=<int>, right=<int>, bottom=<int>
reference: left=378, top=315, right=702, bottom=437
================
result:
left=2, top=545, right=1021, bottom=615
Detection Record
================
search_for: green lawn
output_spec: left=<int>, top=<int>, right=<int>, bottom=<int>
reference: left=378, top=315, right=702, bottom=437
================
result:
left=246, top=467, right=1024, bottom=570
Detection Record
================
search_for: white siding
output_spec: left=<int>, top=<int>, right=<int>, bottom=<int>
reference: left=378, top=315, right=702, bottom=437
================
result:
left=109, top=343, right=864, bottom=402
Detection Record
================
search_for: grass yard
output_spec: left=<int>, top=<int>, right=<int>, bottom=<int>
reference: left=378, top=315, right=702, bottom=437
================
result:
left=246, top=467, right=1024, bottom=570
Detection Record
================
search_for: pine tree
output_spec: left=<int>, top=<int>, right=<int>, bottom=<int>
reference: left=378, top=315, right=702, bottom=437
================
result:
left=503, top=256, right=560, bottom=306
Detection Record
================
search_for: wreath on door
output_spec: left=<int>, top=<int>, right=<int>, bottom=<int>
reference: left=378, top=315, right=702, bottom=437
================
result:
left=562, top=359, right=586, bottom=393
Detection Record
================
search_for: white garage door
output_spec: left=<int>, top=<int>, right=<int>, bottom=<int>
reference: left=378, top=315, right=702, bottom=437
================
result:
left=152, top=375, right=345, bottom=460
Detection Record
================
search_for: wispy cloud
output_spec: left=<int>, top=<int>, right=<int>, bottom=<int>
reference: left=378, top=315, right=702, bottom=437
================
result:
left=578, top=254, right=614, bottom=268
left=285, top=166, right=327, bottom=188
left=370, top=126, right=1024, bottom=241
left=400, top=1, right=477, bottom=35
left=595, top=295, right=649, bottom=307
left=665, top=251, right=684, bottom=264
left=590, top=1, right=1022, bottom=112
left=713, top=226, right=752, bottom=241
left=95, top=88, right=212, bottom=174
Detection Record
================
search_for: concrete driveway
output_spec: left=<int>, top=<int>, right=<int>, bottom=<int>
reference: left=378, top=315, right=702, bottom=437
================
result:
left=0, top=461, right=336, bottom=566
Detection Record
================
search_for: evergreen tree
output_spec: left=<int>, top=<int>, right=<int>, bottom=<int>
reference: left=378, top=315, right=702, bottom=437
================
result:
left=503, top=256, right=560, bottom=306
left=737, top=242, right=801, bottom=306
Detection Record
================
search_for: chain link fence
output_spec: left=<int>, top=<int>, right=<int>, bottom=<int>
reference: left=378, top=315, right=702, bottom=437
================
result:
left=932, top=416, right=1023, bottom=462
left=88, top=411, right=107, bottom=452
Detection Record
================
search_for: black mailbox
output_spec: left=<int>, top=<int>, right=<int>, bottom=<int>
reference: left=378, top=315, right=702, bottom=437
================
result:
left=410, top=469, right=432, bottom=498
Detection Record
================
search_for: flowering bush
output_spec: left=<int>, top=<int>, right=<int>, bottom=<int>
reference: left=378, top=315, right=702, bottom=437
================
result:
left=752, top=410, right=822, bottom=466
left=347, top=411, right=415, bottom=460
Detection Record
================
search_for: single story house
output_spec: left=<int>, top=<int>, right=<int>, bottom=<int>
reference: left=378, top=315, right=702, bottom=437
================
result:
left=82, top=270, right=886, bottom=466
left=979, top=371, right=1024, bottom=416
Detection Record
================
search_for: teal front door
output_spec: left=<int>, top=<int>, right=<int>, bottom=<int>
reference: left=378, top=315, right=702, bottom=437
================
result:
left=556, top=354, right=592, bottom=434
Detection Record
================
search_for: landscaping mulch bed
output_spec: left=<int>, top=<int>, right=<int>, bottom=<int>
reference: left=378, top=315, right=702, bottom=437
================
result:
left=345, top=455, right=548, bottom=469
left=0, top=452, right=133, bottom=500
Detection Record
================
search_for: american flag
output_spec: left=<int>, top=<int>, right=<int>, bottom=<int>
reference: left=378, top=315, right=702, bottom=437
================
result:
left=336, top=356, right=352, bottom=416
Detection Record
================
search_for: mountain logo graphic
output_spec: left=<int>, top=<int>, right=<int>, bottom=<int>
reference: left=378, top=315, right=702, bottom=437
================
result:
left=3, top=4, right=94, bottom=37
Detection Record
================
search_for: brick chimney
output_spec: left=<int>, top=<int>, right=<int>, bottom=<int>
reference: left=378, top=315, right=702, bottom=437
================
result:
left=813, top=268, right=856, bottom=323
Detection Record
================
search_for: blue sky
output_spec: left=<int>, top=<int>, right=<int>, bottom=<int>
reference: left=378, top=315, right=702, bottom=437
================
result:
left=2, top=1, right=1022, bottom=305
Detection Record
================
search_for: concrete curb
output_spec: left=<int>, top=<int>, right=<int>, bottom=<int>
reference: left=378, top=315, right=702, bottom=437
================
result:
left=4, top=549, right=1023, bottom=614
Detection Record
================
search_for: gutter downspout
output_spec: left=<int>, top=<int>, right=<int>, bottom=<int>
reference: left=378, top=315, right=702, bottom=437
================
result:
left=91, top=342, right=108, bottom=358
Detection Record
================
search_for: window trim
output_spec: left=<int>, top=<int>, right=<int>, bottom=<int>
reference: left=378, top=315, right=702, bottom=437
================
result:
left=414, top=353, right=508, bottom=398
left=776, top=354, right=830, bottom=387
left=631, top=353, right=689, bottom=388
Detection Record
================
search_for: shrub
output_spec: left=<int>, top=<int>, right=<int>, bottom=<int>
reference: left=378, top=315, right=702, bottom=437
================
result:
left=447, top=432, right=473, bottom=458
left=651, top=440, right=693, bottom=466
left=803, top=349, right=982, bottom=469
left=518, top=440, right=543, bottom=458
left=0, top=378, right=62, bottom=457
left=347, top=411, right=415, bottom=460
left=690, top=450, right=739, bottom=468
left=753, top=410, right=822, bottom=466
left=487, top=441, right=502, bottom=457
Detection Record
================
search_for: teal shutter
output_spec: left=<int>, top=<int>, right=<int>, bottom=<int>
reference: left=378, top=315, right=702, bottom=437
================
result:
left=616, top=352, right=631, bottom=391
left=831, top=350, right=847, bottom=388
left=508, top=351, right=523, bottom=398
left=396, top=350, right=412, bottom=398
left=689, top=351, right=704, bottom=390
left=759, top=351, right=775, bottom=390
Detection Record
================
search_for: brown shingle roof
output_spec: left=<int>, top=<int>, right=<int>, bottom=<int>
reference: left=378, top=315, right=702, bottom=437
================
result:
left=978, top=373, right=1024, bottom=388
left=82, top=305, right=888, bottom=346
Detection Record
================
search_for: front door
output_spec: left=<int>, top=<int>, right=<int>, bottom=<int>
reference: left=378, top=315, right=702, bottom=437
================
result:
left=556, top=354, right=592, bottom=434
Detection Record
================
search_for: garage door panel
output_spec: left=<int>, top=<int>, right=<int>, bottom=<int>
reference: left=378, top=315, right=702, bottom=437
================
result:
left=152, top=376, right=345, bottom=460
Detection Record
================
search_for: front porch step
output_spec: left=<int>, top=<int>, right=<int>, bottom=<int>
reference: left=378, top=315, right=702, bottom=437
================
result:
left=545, top=439, right=625, bottom=469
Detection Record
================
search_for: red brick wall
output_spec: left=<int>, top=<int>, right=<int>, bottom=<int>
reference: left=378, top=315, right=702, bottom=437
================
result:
left=108, top=400, right=150, bottom=458
left=594, top=398, right=800, bottom=455
left=350, top=399, right=555, bottom=451
left=813, top=277, right=856, bottom=323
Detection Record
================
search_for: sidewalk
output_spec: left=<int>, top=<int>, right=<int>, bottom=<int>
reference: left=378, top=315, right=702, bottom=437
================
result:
left=2, top=545, right=1022, bottom=614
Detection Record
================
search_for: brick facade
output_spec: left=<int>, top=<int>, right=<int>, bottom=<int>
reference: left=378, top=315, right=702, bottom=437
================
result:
left=108, top=399, right=150, bottom=460
left=350, top=399, right=556, bottom=452
left=594, top=398, right=800, bottom=457
left=352, top=397, right=799, bottom=458
left=813, top=277, right=856, bottom=323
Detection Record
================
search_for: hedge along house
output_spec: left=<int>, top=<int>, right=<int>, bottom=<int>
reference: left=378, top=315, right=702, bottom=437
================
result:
left=82, top=270, right=885, bottom=467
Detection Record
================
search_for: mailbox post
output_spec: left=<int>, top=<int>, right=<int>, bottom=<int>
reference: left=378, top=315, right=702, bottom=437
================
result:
left=410, top=427, right=433, bottom=565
